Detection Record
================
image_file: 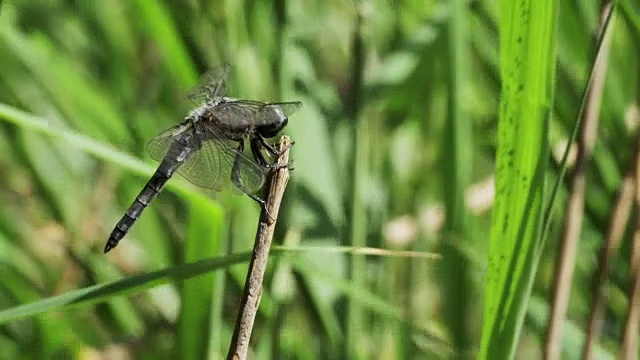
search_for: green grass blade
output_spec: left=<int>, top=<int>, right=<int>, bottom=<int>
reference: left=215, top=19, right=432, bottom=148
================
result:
left=131, top=0, right=197, bottom=86
left=179, top=195, right=226, bottom=359
left=0, top=103, right=152, bottom=173
left=478, top=1, right=559, bottom=358
left=0, top=253, right=250, bottom=324
left=0, top=103, right=198, bottom=195
left=346, top=11, right=368, bottom=359
left=439, top=0, right=473, bottom=352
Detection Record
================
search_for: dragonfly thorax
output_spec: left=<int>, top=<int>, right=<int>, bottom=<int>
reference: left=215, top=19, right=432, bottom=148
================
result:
left=187, top=96, right=227, bottom=122
left=186, top=107, right=206, bottom=122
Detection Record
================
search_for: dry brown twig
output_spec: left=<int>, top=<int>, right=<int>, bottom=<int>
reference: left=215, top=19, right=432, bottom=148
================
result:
left=226, top=135, right=292, bottom=360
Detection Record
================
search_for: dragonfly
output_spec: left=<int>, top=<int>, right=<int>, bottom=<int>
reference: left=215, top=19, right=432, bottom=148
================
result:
left=104, top=64, right=301, bottom=253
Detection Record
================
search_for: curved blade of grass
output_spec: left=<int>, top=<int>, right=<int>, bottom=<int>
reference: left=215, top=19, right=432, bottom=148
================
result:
left=0, top=252, right=250, bottom=324
left=0, top=102, right=150, bottom=172
left=0, top=103, right=197, bottom=196
left=478, top=1, right=559, bottom=359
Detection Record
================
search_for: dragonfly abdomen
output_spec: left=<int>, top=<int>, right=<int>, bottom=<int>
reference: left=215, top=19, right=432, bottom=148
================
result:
left=104, top=146, right=193, bottom=253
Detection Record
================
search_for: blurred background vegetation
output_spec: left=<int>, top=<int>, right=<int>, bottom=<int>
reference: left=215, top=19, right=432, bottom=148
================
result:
left=0, top=0, right=638, bottom=359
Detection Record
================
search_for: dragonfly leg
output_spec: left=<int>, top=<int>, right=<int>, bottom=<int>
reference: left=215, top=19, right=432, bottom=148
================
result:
left=232, top=141, right=275, bottom=222
left=231, top=141, right=248, bottom=188
left=267, top=161, right=293, bottom=171
left=246, top=193, right=275, bottom=222
left=256, top=135, right=294, bottom=170
left=257, top=134, right=295, bottom=156
left=250, top=138, right=269, bottom=167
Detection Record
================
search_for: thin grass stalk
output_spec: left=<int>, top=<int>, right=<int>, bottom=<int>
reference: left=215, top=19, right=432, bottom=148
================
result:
left=621, top=130, right=640, bottom=359
left=271, top=0, right=289, bottom=357
left=539, top=0, right=617, bottom=254
left=544, top=3, right=615, bottom=359
left=582, top=174, right=634, bottom=359
left=346, top=4, right=368, bottom=359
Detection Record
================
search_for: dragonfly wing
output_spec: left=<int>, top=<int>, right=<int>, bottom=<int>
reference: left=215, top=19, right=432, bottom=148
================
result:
left=210, top=136, right=267, bottom=194
left=226, top=145, right=267, bottom=194
left=206, top=123, right=267, bottom=193
left=210, top=101, right=257, bottom=128
left=186, top=64, right=230, bottom=104
left=259, top=101, right=303, bottom=117
left=173, top=141, right=227, bottom=190
left=146, top=123, right=191, bottom=162
left=213, top=100, right=302, bottom=127
left=145, top=123, right=214, bottom=188
left=169, top=137, right=266, bottom=193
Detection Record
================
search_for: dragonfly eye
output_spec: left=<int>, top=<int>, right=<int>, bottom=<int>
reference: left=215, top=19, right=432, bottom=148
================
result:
left=257, top=116, right=287, bottom=138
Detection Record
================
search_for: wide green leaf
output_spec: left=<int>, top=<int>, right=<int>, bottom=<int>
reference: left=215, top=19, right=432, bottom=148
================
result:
left=479, top=1, right=559, bottom=358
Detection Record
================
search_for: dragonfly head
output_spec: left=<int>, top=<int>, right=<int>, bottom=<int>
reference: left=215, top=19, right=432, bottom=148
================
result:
left=256, top=105, right=288, bottom=138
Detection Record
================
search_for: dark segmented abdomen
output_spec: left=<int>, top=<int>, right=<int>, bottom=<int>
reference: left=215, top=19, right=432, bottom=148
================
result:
left=104, top=145, right=192, bottom=253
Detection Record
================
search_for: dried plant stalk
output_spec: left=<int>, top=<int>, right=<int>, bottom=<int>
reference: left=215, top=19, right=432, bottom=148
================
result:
left=226, top=136, right=291, bottom=360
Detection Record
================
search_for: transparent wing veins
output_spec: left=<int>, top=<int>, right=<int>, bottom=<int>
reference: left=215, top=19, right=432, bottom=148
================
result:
left=146, top=122, right=265, bottom=193
left=212, top=100, right=302, bottom=127
left=146, top=123, right=191, bottom=162
left=185, top=64, right=231, bottom=104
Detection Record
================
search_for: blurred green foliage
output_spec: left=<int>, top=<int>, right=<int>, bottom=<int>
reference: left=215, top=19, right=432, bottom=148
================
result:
left=0, top=0, right=638, bottom=359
